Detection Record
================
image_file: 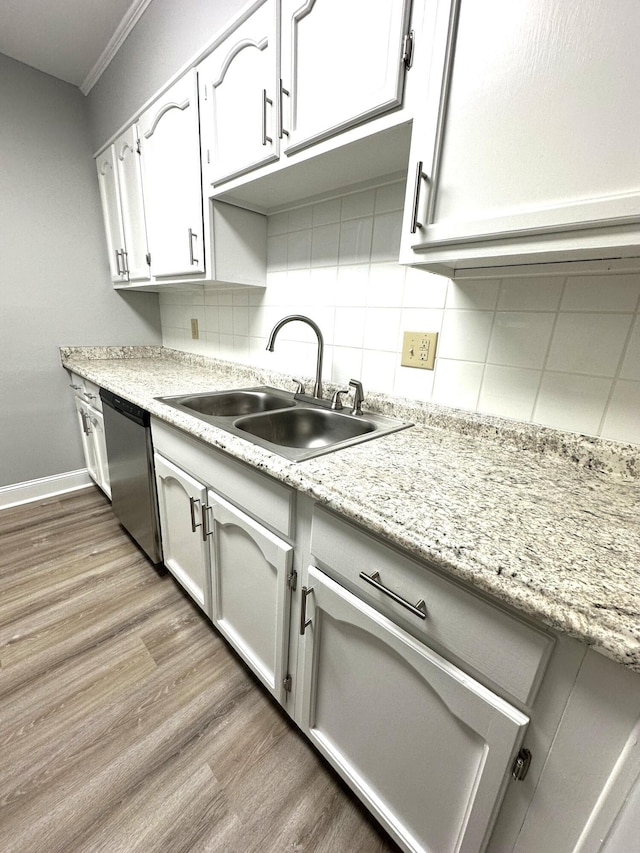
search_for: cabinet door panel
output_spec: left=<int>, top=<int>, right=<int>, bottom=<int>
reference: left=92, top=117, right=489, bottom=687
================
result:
left=155, top=454, right=210, bottom=615
left=75, top=398, right=99, bottom=484
left=95, top=146, right=126, bottom=281
left=209, top=490, right=292, bottom=700
left=301, top=567, right=528, bottom=853
left=281, top=0, right=411, bottom=153
left=113, top=125, right=149, bottom=282
left=198, top=0, right=278, bottom=187
left=138, top=72, right=205, bottom=278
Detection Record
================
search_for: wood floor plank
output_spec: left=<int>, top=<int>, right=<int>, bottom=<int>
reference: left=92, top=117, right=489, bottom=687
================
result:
left=0, top=487, right=399, bottom=852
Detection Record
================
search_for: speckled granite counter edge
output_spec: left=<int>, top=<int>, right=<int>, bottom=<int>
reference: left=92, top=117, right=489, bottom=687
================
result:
left=61, top=345, right=639, bottom=480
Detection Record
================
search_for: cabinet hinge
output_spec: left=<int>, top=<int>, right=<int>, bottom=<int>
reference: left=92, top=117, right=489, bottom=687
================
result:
left=287, top=569, right=298, bottom=591
left=402, top=30, right=414, bottom=69
left=145, top=252, right=151, bottom=266
left=511, top=748, right=532, bottom=781
left=283, top=674, right=292, bottom=692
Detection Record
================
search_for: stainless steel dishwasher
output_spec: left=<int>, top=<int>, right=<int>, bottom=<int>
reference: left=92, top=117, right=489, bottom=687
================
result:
left=100, top=389, right=163, bottom=564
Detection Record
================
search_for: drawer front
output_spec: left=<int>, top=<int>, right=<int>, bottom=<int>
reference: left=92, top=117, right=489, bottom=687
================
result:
left=151, top=417, right=294, bottom=537
left=68, top=371, right=103, bottom=412
left=310, top=506, right=553, bottom=705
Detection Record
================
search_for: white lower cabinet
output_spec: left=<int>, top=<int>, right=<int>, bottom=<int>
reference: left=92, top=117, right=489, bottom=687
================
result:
left=207, top=490, right=293, bottom=700
left=74, top=398, right=111, bottom=498
left=154, top=454, right=211, bottom=616
left=299, top=566, right=529, bottom=853
left=69, top=373, right=111, bottom=498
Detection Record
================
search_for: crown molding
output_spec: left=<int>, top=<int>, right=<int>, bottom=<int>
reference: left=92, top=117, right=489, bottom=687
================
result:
left=80, top=0, right=154, bottom=95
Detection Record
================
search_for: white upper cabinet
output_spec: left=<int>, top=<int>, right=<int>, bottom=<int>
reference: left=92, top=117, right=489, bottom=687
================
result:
left=95, top=146, right=127, bottom=282
left=401, top=0, right=640, bottom=275
left=198, top=0, right=279, bottom=188
left=280, top=0, right=413, bottom=155
left=96, top=127, right=150, bottom=284
left=112, top=125, right=150, bottom=283
left=138, top=71, right=206, bottom=278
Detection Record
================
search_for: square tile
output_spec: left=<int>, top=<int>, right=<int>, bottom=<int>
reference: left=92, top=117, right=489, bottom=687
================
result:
left=478, top=365, right=540, bottom=421
left=403, top=267, right=449, bottom=308
left=371, top=211, right=402, bottom=262
left=339, top=218, right=373, bottom=265
left=364, top=307, right=402, bottom=352
left=313, top=198, right=341, bottom=225
left=487, top=312, right=555, bottom=369
left=341, top=189, right=375, bottom=220
left=601, top=380, right=640, bottom=444
left=620, top=316, right=640, bottom=380
left=533, top=372, right=612, bottom=435
left=287, top=229, right=312, bottom=269
left=311, top=223, right=340, bottom=267
left=438, top=310, right=494, bottom=362
left=497, top=276, right=563, bottom=311
left=432, top=360, right=484, bottom=410
left=546, top=313, right=632, bottom=377
left=446, top=280, right=500, bottom=310
left=561, top=273, right=640, bottom=312
left=375, top=181, right=405, bottom=213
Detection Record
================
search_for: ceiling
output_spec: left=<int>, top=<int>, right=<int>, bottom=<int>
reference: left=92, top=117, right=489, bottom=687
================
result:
left=0, top=0, right=152, bottom=94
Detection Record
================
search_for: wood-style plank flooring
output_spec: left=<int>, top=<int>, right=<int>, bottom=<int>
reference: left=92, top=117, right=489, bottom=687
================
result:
left=0, top=487, right=399, bottom=853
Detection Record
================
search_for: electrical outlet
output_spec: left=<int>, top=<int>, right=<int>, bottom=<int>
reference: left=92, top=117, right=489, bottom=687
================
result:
left=190, top=318, right=199, bottom=340
left=401, top=331, right=438, bottom=370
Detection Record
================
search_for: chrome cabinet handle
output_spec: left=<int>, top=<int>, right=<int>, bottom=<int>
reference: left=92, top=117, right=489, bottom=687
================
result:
left=359, top=571, right=427, bottom=619
left=120, top=249, right=129, bottom=276
left=410, top=161, right=428, bottom=234
left=69, top=383, right=82, bottom=391
left=189, top=496, right=201, bottom=532
left=300, top=586, right=313, bottom=635
left=201, top=504, right=212, bottom=541
left=115, top=249, right=122, bottom=276
left=80, top=410, right=92, bottom=435
left=188, top=228, right=198, bottom=265
left=278, top=79, right=289, bottom=139
left=262, top=89, right=273, bottom=145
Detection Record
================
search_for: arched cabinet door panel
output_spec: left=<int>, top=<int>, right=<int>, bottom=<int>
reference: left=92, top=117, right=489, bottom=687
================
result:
left=95, top=146, right=126, bottom=282
left=197, top=0, right=279, bottom=187
left=281, top=0, right=412, bottom=154
left=299, top=566, right=529, bottom=853
left=138, top=71, right=205, bottom=278
left=207, top=489, right=293, bottom=703
left=154, top=454, right=211, bottom=616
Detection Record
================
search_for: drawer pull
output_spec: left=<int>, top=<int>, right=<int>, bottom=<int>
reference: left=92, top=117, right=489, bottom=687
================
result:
left=359, top=571, right=427, bottom=619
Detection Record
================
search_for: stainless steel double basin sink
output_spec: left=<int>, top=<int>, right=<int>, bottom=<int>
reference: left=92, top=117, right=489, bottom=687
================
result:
left=156, top=386, right=411, bottom=462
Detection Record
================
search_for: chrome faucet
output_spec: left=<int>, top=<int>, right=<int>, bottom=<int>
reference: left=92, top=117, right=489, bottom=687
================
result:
left=266, top=315, right=324, bottom=399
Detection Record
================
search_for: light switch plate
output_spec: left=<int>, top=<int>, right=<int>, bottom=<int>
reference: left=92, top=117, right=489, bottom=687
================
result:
left=401, top=331, right=438, bottom=370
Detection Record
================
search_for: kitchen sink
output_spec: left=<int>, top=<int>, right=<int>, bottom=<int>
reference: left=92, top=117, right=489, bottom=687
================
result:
left=168, top=388, right=295, bottom=417
left=156, top=386, right=411, bottom=462
left=235, top=407, right=376, bottom=448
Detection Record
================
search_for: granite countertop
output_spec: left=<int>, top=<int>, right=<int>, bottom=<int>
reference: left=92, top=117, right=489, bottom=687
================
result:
left=60, top=346, right=640, bottom=673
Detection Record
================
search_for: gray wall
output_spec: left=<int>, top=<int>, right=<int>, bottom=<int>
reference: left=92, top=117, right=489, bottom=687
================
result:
left=0, top=53, right=161, bottom=488
left=87, top=0, right=246, bottom=149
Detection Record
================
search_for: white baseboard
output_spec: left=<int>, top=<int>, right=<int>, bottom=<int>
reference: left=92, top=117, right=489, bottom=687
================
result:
left=0, top=469, right=94, bottom=511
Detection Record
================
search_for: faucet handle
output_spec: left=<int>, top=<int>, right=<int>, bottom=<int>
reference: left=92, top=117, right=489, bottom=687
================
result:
left=330, top=388, right=349, bottom=410
left=348, top=379, right=365, bottom=415
left=293, top=378, right=306, bottom=394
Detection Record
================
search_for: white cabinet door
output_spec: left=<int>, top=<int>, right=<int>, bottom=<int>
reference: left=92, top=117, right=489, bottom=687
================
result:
left=112, top=124, right=150, bottom=283
left=95, top=146, right=127, bottom=282
left=207, top=489, right=293, bottom=702
left=198, top=0, right=278, bottom=187
left=138, top=71, right=205, bottom=278
left=401, top=0, right=640, bottom=274
left=74, top=399, right=111, bottom=498
left=281, top=0, right=412, bottom=154
left=154, top=454, right=211, bottom=615
left=300, top=566, right=529, bottom=853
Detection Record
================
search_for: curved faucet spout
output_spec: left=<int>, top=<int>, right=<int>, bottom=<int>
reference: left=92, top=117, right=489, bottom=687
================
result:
left=266, top=314, right=324, bottom=399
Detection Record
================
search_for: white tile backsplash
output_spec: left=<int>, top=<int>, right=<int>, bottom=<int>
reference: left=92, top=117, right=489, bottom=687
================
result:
left=162, top=181, right=640, bottom=445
